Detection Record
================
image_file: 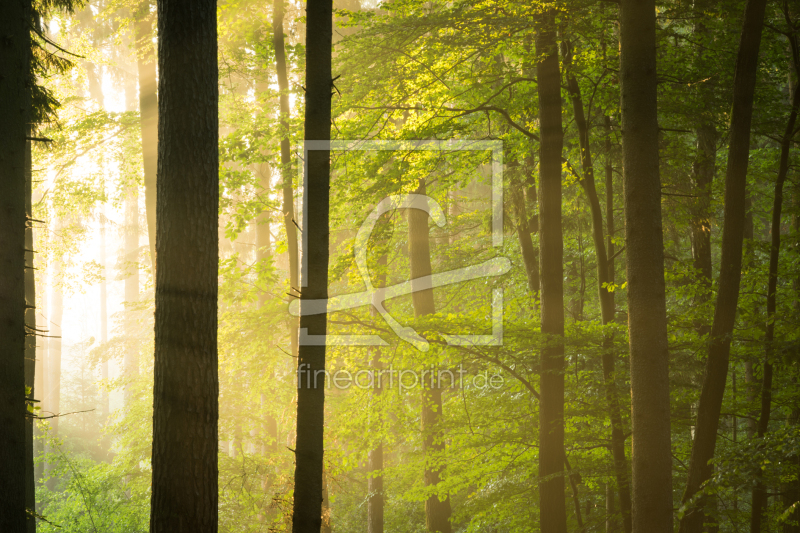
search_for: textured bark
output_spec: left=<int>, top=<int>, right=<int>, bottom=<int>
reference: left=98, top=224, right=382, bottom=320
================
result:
left=135, top=1, right=158, bottom=270
left=291, top=0, right=332, bottom=530
left=273, top=0, right=300, bottom=361
left=124, top=188, right=139, bottom=407
left=149, top=0, right=219, bottom=531
left=678, top=0, right=768, bottom=530
left=0, top=0, right=30, bottom=529
left=566, top=68, right=632, bottom=533
left=536, top=12, right=567, bottom=533
left=619, top=0, right=674, bottom=531
left=408, top=182, right=452, bottom=533
left=749, top=76, right=800, bottom=533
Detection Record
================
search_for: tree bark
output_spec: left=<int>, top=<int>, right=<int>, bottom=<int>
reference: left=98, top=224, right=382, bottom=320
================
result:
left=749, top=74, right=800, bottom=533
left=678, top=0, right=768, bottom=530
left=565, top=65, right=632, bottom=533
left=408, top=181, right=452, bottom=533
left=273, top=0, right=300, bottom=360
left=291, top=0, right=332, bottom=530
left=536, top=11, right=567, bottom=533
left=134, top=1, right=158, bottom=270
left=619, top=0, right=674, bottom=530
left=150, top=0, right=219, bottom=530
left=0, top=0, right=30, bottom=529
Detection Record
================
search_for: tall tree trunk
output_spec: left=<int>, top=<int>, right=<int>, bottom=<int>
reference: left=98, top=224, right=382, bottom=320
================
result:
left=0, top=0, right=30, bottom=528
left=149, top=0, right=219, bottom=530
left=408, top=181, right=452, bottom=533
left=619, top=0, right=674, bottom=530
left=291, top=0, right=332, bottom=530
left=134, top=1, right=158, bottom=270
left=536, top=11, right=567, bottom=533
left=273, top=0, right=300, bottom=359
left=749, top=74, right=800, bottom=533
left=565, top=65, right=632, bottom=533
left=678, top=0, right=769, bottom=530
left=368, top=254, right=387, bottom=533
left=124, top=188, right=139, bottom=407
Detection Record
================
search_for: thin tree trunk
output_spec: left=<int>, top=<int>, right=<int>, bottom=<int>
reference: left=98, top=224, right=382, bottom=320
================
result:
left=273, top=0, right=300, bottom=359
left=134, top=1, right=158, bottom=270
left=565, top=66, right=632, bottom=533
left=619, top=0, right=674, bottom=530
left=368, top=254, right=386, bottom=533
left=408, top=181, right=452, bottom=533
left=536, top=10, right=567, bottom=533
left=511, top=161, right=538, bottom=294
left=0, top=0, right=30, bottom=528
left=678, top=0, right=769, bottom=530
left=149, top=0, right=219, bottom=530
left=749, top=73, right=800, bottom=533
left=291, top=0, right=332, bottom=529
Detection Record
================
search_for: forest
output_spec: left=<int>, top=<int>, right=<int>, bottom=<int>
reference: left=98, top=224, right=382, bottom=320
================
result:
left=0, top=0, right=799, bottom=531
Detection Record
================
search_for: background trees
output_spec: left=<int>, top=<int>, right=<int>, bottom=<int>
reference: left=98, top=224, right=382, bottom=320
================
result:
left=14, top=0, right=800, bottom=532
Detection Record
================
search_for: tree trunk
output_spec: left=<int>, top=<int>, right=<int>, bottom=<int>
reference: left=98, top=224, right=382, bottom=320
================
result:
left=536, top=12, right=567, bottom=533
left=0, top=0, right=30, bottom=529
left=619, top=0, right=674, bottom=530
left=565, top=66, right=632, bottom=533
left=291, top=0, right=332, bottom=530
left=273, top=0, right=300, bottom=360
left=749, top=74, right=800, bottom=533
left=678, top=0, right=768, bottom=530
left=134, top=1, right=158, bottom=270
left=408, top=181, right=452, bottom=533
left=512, top=161, right=539, bottom=294
left=150, top=0, right=219, bottom=530
left=368, top=254, right=386, bottom=533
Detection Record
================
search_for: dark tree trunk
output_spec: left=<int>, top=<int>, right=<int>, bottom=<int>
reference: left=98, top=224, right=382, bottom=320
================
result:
left=134, top=1, right=158, bottom=270
left=291, top=0, right=332, bottom=530
left=0, top=0, right=30, bottom=530
left=150, top=0, right=219, bottom=530
left=273, top=0, right=300, bottom=361
left=408, top=181, right=452, bottom=533
left=678, top=0, right=768, bottom=530
left=565, top=67, right=632, bottom=533
left=536, top=12, right=567, bottom=533
left=619, top=0, right=674, bottom=530
left=749, top=74, right=800, bottom=533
